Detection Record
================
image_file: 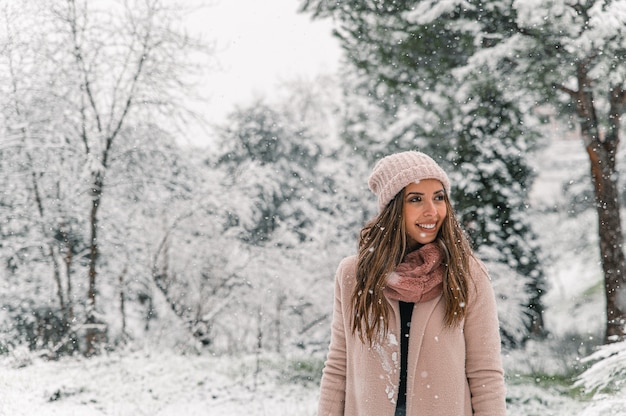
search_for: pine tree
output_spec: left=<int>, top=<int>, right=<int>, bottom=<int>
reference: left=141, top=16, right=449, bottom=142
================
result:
left=301, top=0, right=546, bottom=345
left=216, top=100, right=322, bottom=246
left=213, top=89, right=367, bottom=352
left=447, top=81, right=545, bottom=343
left=394, top=0, right=626, bottom=343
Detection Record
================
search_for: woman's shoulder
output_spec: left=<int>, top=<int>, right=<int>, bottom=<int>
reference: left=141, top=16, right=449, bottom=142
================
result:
left=466, top=254, right=495, bottom=295
left=337, top=254, right=358, bottom=274
left=335, top=254, right=358, bottom=284
left=468, top=255, right=489, bottom=278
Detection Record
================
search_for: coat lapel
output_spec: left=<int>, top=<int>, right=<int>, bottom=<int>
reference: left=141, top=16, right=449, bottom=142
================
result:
left=408, top=294, right=443, bottom=369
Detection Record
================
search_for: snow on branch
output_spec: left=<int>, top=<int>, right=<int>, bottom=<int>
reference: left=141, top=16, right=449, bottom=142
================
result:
left=575, top=340, right=626, bottom=394
left=404, top=0, right=474, bottom=25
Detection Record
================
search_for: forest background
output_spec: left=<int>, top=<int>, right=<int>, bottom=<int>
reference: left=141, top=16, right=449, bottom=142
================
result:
left=2, top=0, right=626, bottom=414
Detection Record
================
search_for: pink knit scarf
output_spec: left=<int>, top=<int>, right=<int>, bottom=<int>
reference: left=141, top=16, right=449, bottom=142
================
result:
left=384, top=243, right=445, bottom=303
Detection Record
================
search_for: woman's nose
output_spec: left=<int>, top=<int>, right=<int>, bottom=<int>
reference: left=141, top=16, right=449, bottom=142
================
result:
left=423, top=200, right=436, bottom=215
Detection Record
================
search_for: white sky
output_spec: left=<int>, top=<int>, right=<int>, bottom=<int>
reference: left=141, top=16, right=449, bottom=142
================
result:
left=188, top=0, right=341, bottom=127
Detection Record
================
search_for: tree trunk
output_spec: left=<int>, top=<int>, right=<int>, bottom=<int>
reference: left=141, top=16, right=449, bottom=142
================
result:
left=587, top=141, right=626, bottom=343
left=85, top=173, right=103, bottom=355
left=562, top=62, right=626, bottom=343
left=62, top=228, right=74, bottom=323
left=119, top=263, right=128, bottom=339
left=599, top=84, right=626, bottom=343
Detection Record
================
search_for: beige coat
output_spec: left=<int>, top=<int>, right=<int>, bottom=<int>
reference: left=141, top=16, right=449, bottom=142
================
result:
left=318, top=255, right=506, bottom=416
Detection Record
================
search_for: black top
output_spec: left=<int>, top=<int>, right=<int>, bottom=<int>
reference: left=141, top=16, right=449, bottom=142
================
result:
left=397, top=301, right=414, bottom=407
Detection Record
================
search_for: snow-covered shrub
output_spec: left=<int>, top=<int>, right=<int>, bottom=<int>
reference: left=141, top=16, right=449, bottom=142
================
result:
left=575, top=340, right=626, bottom=394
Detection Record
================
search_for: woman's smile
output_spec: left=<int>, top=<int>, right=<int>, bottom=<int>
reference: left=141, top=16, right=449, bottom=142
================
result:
left=418, top=223, right=436, bottom=230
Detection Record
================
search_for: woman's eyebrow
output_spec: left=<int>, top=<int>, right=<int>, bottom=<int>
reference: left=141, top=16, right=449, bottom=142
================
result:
left=406, top=189, right=445, bottom=196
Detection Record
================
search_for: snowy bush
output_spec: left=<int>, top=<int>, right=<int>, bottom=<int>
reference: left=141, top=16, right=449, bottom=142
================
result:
left=575, top=340, right=626, bottom=394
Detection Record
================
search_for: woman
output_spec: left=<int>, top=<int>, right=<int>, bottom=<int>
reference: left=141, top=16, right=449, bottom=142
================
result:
left=318, top=151, right=506, bottom=415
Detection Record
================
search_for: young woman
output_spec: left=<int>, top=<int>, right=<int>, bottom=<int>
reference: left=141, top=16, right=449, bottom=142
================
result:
left=318, top=151, right=506, bottom=416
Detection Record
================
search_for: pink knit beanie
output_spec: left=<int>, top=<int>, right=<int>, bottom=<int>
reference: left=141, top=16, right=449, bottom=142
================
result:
left=368, top=151, right=451, bottom=212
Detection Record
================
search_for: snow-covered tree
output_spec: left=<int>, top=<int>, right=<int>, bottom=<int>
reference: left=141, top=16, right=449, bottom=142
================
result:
left=0, top=0, right=211, bottom=355
left=402, top=0, right=626, bottom=344
left=209, top=77, right=370, bottom=353
left=447, top=80, right=544, bottom=343
left=300, top=0, right=545, bottom=345
left=216, top=100, right=323, bottom=246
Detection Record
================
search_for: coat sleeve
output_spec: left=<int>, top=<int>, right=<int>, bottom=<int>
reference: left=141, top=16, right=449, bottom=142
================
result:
left=317, top=257, right=353, bottom=416
left=464, top=258, right=507, bottom=415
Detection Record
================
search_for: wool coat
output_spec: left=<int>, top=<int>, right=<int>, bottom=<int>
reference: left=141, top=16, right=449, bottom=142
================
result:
left=318, top=255, right=507, bottom=416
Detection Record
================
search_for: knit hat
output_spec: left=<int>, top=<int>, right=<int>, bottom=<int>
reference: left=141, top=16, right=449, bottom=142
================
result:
left=368, top=151, right=451, bottom=212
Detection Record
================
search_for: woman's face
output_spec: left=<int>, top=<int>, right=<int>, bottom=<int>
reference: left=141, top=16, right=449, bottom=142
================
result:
left=403, top=179, right=447, bottom=248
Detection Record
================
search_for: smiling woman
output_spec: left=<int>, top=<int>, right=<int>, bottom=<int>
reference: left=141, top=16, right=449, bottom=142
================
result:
left=317, top=150, right=507, bottom=416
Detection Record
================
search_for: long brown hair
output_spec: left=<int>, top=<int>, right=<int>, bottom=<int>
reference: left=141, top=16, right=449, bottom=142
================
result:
left=351, top=188, right=473, bottom=344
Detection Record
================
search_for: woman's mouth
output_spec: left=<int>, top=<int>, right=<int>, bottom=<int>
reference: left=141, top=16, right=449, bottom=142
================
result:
left=418, top=223, right=436, bottom=231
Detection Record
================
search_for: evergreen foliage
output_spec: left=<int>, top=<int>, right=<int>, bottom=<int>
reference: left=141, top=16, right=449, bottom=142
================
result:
left=301, top=0, right=547, bottom=345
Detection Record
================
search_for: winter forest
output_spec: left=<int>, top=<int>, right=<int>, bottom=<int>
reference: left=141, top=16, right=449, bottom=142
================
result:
left=1, top=0, right=626, bottom=414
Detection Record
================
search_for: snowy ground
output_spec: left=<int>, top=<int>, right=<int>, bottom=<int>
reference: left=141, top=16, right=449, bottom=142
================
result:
left=1, top=341, right=626, bottom=416
left=2, top=138, right=626, bottom=415
left=0, top=350, right=320, bottom=416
